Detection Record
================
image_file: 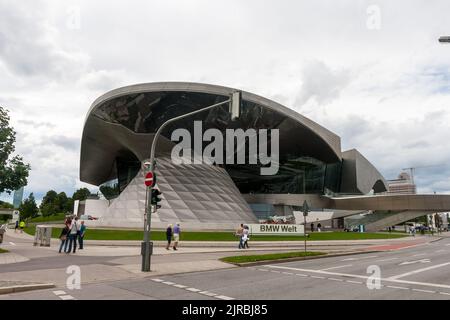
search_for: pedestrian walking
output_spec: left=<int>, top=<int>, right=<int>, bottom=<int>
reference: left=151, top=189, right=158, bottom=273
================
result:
left=242, top=225, right=250, bottom=249
left=19, top=220, right=25, bottom=233
left=173, top=223, right=181, bottom=251
left=78, top=221, right=86, bottom=250
left=317, top=223, right=322, bottom=232
left=236, top=224, right=244, bottom=249
left=58, top=225, right=69, bottom=253
left=14, top=220, right=19, bottom=233
left=310, top=223, right=314, bottom=232
left=166, top=224, right=173, bottom=250
left=66, top=217, right=79, bottom=254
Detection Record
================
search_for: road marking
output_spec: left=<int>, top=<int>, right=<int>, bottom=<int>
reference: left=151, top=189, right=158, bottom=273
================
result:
left=53, top=290, right=66, bottom=296
left=162, top=281, right=175, bottom=285
left=265, top=264, right=450, bottom=290
left=270, top=270, right=281, bottom=273
left=386, top=285, right=409, bottom=290
left=399, top=259, right=430, bottom=266
left=59, top=295, right=75, bottom=300
left=8, top=242, right=16, bottom=246
left=346, top=280, right=363, bottom=284
left=322, top=264, right=352, bottom=271
left=216, top=295, right=235, bottom=300
left=439, top=292, right=450, bottom=296
left=375, top=258, right=399, bottom=262
left=328, top=278, right=343, bottom=282
left=173, top=284, right=187, bottom=288
left=411, top=253, right=426, bottom=257
left=257, top=269, right=268, bottom=272
left=412, top=288, right=435, bottom=294
left=341, top=255, right=377, bottom=261
left=435, top=250, right=445, bottom=253
left=186, top=288, right=202, bottom=292
left=199, top=291, right=218, bottom=297
left=151, top=278, right=164, bottom=282
left=295, top=274, right=308, bottom=277
left=310, top=276, right=326, bottom=279
left=282, top=272, right=294, bottom=275
left=388, top=262, right=450, bottom=280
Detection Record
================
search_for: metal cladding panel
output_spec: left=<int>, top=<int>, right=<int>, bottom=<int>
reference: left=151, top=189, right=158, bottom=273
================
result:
left=97, top=157, right=258, bottom=227
left=340, top=149, right=388, bottom=194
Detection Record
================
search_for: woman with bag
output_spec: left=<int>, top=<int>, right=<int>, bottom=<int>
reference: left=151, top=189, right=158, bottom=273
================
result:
left=166, top=224, right=173, bottom=250
left=58, top=225, right=70, bottom=253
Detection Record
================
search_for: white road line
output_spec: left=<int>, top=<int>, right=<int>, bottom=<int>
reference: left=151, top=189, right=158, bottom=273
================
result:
left=53, top=290, right=66, bottom=296
left=412, top=289, right=435, bottom=294
left=341, top=256, right=377, bottom=261
left=435, top=250, right=445, bottom=253
left=322, top=264, right=352, bottom=271
left=386, top=286, right=409, bottom=290
left=59, top=295, right=75, bottom=300
left=270, top=270, right=281, bottom=273
left=439, top=292, right=450, bottom=296
left=310, top=276, right=326, bottom=279
left=265, top=264, right=450, bottom=290
left=295, top=274, right=308, bottom=277
left=328, top=278, right=343, bottom=282
left=411, top=253, right=426, bottom=257
left=375, top=258, right=399, bottom=262
left=388, top=262, right=450, bottom=280
left=162, top=281, right=175, bottom=285
left=151, top=278, right=164, bottom=282
left=216, top=295, right=235, bottom=300
left=346, top=280, right=363, bottom=284
left=257, top=269, right=268, bottom=272
left=173, top=284, right=187, bottom=289
left=282, top=272, right=294, bottom=275
left=199, top=291, right=218, bottom=297
left=8, top=242, right=16, bottom=246
left=186, top=288, right=201, bottom=292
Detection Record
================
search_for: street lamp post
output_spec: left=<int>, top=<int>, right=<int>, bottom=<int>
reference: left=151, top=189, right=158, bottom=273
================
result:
left=141, top=92, right=242, bottom=272
left=302, top=200, right=309, bottom=254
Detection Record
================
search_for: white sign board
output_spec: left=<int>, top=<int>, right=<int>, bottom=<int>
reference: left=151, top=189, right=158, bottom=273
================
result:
left=248, top=224, right=305, bottom=236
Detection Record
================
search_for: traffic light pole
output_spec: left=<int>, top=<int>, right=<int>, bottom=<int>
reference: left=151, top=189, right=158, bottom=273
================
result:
left=141, top=96, right=238, bottom=272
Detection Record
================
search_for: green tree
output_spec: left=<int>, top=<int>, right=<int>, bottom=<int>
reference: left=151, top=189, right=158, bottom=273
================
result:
left=57, top=192, right=69, bottom=212
left=72, top=188, right=91, bottom=201
left=19, top=193, right=39, bottom=219
left=40, top=190, right=59, bottom=216
left=0, top=200, right=14, bottom=209
left=0, top=107, right=30, bottom=193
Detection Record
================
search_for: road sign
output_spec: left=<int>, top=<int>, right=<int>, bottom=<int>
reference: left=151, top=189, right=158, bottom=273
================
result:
left=144, top=172, right=155, bottom=187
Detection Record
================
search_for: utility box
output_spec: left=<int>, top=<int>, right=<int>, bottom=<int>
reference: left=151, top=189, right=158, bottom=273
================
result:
left=34, top=225, right=52, bottom=247
left=0, top=225, right=6, bottom=244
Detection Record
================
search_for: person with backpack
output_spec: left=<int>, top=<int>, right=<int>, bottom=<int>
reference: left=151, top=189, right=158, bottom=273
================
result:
left=66, top=217, right=79, bottom=254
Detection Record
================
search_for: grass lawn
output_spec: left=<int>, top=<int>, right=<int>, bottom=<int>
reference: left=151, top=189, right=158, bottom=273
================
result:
left=24, top=226, right=407, bottom=242
left=28, top=213, right=66, bottom=224
left=0, top=248, right=8, bottom=254
left=221, top=251, right=326, bottom=264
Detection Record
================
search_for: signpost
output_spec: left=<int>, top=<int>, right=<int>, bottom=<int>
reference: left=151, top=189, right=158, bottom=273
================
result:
left=302, top=200, right=310, bottom=254
left=144, top=172, right=155, bottom=187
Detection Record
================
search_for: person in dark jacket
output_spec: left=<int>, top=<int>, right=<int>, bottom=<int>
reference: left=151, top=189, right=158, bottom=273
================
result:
left=59, top=225, right=70, bottom=253
left=166, top=224, right=173, bottom=250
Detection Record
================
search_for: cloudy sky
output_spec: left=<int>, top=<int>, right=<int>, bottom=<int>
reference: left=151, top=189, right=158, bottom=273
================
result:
left=1, top=0, right=450, bottom=203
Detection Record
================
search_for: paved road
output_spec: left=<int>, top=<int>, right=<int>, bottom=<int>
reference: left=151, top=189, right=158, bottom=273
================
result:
left=1, top=236, right=449, bottom=300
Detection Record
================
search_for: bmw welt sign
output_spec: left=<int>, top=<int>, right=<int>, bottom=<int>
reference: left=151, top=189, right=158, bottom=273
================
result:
left=248, top=224, right=305, bottom=236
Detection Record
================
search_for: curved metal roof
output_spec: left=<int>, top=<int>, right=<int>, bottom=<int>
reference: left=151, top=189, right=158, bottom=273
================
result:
left=80, top=82, right=343, bottom=186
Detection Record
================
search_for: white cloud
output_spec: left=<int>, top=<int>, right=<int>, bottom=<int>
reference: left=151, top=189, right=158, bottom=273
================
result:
left=1, top=0, right=450, bottom=203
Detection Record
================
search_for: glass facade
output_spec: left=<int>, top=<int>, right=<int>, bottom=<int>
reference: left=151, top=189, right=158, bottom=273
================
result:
left=93, top=91, right=342, bottom=196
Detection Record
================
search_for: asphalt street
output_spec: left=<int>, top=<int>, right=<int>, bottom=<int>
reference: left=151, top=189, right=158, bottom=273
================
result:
left=1, top=236, right=449, bottom=300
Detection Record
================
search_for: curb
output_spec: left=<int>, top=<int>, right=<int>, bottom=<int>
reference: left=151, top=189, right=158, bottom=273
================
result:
left=222, top=250, right=381, bottom=267
left=0, top=283, right=55, bottom=295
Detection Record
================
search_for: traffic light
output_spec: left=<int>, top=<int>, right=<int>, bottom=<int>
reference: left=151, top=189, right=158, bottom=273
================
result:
left=151, top=188, right=162, bottom=209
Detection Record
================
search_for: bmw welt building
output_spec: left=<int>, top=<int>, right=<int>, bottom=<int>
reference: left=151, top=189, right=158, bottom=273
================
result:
left=79, top=82, right=450, bottom=231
